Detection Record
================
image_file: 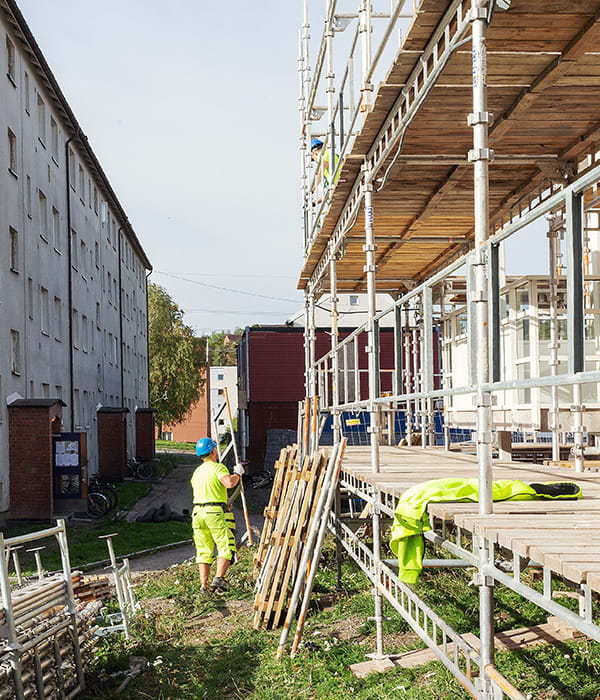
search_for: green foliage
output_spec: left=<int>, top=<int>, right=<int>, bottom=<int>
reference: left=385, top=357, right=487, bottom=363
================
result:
left=207, top=330, right=241, bottom=366
left=148, top=282, right=206, bottom=431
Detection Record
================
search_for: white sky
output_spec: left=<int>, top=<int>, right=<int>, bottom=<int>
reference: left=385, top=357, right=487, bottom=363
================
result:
left=19, top=0, right=305, bottom=335
left=18, top=1, right=547, bottom=335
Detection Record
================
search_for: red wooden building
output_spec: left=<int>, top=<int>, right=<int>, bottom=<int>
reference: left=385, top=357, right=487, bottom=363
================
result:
left=237, top=325, right=404, bottom=474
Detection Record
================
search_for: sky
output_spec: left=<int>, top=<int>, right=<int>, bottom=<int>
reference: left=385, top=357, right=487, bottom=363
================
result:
left=18, top=0, right=305, bottom=335
left=17, top=1, right=548, bottom=336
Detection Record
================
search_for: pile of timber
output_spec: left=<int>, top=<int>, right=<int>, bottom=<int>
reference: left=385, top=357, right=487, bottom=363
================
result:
left=253, top=445, right=329, bottom=629
left=0, top=574, right=109, bottom=697
left=72, top=572, right=112, bottom=603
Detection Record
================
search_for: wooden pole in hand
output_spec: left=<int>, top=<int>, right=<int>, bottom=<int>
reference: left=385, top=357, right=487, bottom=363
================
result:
left=224, top=386, right=253, bottom=546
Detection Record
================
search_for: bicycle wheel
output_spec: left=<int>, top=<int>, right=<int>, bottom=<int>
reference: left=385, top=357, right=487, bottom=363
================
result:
left=135, top=461, right=153, bottom=480
left=99, top=484, right=118, bottom=510
left=87, top=491, right=110, bottom=519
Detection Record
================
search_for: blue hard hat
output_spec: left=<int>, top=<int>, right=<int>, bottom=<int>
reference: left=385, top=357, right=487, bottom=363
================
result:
left=196, top=437, right=217, bottom=457
left=311, top=138, right=324, bottom=151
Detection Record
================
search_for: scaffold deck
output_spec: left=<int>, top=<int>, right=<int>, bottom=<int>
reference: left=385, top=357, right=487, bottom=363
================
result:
left=341, top=445, right=600, bottom=592
left=299, top=0, right=600, bottom=290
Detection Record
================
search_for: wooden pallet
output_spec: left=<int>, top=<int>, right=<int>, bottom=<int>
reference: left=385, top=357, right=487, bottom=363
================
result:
left=253, top=448, right=329, bottom=630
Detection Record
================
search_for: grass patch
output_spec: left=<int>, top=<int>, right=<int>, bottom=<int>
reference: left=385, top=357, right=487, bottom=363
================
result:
left=83, top=538, right=600, bottom=700
left=114, top=482, right=152, bottom=511
left=156, top=440, right=196, bottom=452
left=2, top=520, right=192, bottom=576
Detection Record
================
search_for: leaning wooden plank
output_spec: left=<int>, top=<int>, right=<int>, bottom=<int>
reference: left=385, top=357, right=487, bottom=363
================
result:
left=253, top=456, right=310, bottom=628
left=261, top=453, right=321, bottom=629
left=271, top=453, right=329, bottom=628
left=254, top=446, right=294, bottom=571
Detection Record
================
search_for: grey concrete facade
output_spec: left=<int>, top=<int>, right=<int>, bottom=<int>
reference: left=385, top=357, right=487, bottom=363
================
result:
left=0, top=2, right=152, bottom=513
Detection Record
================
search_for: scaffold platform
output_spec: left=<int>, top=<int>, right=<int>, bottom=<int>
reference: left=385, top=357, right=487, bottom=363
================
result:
left=341, top=446, right=600, bottom=594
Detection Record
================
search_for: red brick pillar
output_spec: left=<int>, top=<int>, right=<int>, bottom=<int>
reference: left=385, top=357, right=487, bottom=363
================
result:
left=135, top=409, right=156, bottom=461
left=97, top=408, right=129, bottom=481
left=8, top=399, right=65, bottom=520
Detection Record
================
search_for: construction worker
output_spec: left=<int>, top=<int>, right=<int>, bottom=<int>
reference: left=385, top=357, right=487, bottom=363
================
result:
left=310, top=137, right=340, bottom=193
left=191, top=437, right=245, bottom=592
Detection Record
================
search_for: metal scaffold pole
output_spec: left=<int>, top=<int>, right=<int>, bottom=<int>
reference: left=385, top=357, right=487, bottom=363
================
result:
left=548, top=214, right=561, bottom=463
left=362, top=162, right=385, bottom=658
left=470, top=0, right=494, bottom=690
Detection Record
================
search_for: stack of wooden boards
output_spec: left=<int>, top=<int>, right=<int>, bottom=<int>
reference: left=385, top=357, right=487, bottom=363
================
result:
left=72, top=572, right=112, bottom=603
left=253, top=445, right=329, bottom=629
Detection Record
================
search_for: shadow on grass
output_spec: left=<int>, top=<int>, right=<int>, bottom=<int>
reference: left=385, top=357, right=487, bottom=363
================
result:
left=84, top=630, right=270, bottom=699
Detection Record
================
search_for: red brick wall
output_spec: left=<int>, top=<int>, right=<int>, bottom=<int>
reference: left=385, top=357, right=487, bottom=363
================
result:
left=97, top=411, right=128, bottom=480
left=9, top=406, right=53, bottom=520
left=162, top=368, right=210, bottom=443
left=136, top=411, right=156, bottom=461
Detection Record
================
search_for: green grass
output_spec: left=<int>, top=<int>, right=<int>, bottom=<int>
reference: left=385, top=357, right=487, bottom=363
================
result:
left=114, top=482, right=152, bottom=511
left=82, top=539, right=600, bottom=700
left=156, top=440, right=196, bottom=452
left=2, top=520, right=192, bottom=575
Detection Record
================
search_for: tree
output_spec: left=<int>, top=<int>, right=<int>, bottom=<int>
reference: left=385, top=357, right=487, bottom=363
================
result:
left=208, top=330, right=241, bottom=366
left=148, top=282, right=206, bottom=433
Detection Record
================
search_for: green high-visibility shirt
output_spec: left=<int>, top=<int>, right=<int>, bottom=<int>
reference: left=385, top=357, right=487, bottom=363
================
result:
left=389, top=477, right=582, bottom=584
left=191, top=460, right=230, bottom=505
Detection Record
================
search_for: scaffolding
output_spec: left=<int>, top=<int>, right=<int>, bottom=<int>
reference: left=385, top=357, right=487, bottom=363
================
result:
left=298, top=1, right=600, bottom=697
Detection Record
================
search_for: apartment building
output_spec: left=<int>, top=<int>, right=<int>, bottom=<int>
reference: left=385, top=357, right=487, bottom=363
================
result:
left=0, top=1, right=152, bottom=515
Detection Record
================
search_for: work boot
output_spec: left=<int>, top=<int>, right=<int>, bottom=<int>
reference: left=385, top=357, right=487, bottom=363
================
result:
left=211, top=576, right=229, bottom=593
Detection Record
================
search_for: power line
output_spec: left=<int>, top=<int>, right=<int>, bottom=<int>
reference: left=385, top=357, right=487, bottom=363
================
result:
left=161, top=271, right=296, bottom=279
left=153, top=270, right=301, bottom=304
left=184, top=308, right=292, bottom=316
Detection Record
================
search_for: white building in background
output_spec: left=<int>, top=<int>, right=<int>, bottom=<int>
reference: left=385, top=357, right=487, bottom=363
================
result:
left=210, top=366, right=238, bottom=439
left=287, top=293, right=395, bottom=327
left=0, top=1, right=152, bottom=513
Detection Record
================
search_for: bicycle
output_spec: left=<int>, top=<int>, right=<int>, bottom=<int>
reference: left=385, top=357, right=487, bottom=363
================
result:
left=127, top=456, right=153, bottom=480
left=89, top=474, right=118, bottom=511
left=87, top=490, right=111, bottom=518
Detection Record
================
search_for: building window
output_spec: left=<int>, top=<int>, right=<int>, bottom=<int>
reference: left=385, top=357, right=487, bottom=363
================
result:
left=217, top=389, right=224, bottom=396
left=82, top=314, right=88, bottom=352
left=93, top=185, right=98, bottom=214
left=27, top=278, right=33, bottom=319
left=50, top=117, right=59, bottom=161
left=107, top=271, right=112, bottom=303
left=97, top=363, right=102, bottom=391
left=40, top=287, right=49, bottom=335
left=50, top=207, right=60, bottom=251
left=71, top=230, right=77, bottom=268
left=55, top=385, right=62, bottom=400
left=23, top=176, right=32, bottom=220
left=349, top=295, right=359, bottom=306
left=37, top=93, right=46, bottom=144
left=54, top=297, right=62, bottom=341
left=39, top=190, right=48, bottom=241
left=10, top=330, right=20, bottom=374
left=96, top=301, right=101, bottom=329
left=78, top=164, right=84, bottom=198
left=73, top=309, right=79, bottom=348
left=80, top=240, right=86, bottom=278
left=9, top=227, right=18, bottom=272
left=24, top=71, right=30, bottom=112
left=8, top=128, right=17, bottom=174
left=217, top=373, right=224, bottom=381
left=95, top=241, right=100, bottom=268
left=68, top=149, right=75, bottom=187
left=6, top=36, right=15, bottom=83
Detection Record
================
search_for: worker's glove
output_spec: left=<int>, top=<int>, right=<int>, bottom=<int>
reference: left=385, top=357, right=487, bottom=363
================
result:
left=233, top=463, right=245, bottom=476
